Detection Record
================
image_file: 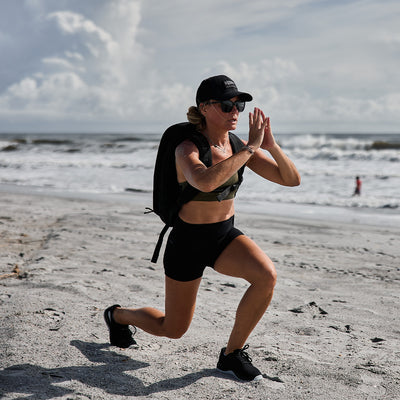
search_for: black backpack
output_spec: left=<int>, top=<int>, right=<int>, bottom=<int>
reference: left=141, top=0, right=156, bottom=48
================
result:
left=148, top=122, right=245, bottom=263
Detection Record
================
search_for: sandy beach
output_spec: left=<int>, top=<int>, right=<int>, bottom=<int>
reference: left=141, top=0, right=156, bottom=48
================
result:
left=1, top=190, right=399, bottom=400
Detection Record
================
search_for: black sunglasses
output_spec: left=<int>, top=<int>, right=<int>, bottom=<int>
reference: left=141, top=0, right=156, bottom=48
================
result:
left=207, top=100, right=246, bottom=113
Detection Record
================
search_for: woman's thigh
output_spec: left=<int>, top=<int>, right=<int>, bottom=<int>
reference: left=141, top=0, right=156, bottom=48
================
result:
left=214, top=235, right=277, bottom=285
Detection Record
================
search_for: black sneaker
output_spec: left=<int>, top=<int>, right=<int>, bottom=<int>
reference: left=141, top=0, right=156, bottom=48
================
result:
left=217, top=345, right=263, bottom=382
left=104, top=304, right=137, bottom=348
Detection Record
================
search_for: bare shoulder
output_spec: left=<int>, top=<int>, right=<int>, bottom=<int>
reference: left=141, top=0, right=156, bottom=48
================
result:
left=175, top=139, right=200, bottom=159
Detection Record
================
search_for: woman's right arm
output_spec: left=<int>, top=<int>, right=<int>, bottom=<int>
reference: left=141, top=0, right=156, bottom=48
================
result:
left=175, top=141, right=253, bottom=193
left=175, top=107, right=267, bottom=192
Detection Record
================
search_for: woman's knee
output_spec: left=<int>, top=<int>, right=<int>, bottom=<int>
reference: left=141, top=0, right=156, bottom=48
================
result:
left=251, top=260, right=277, bottom=290
left=160, top=315, right=192, bottom=339
left=267, top=265, right=278, bottom=289
left=164, top=324, right=190, bottom=339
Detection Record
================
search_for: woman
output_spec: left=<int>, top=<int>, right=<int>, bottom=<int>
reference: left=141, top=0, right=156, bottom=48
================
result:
left=104, top=75, right=301, bottom=382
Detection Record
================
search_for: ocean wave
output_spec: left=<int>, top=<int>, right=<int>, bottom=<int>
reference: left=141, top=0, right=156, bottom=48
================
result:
left=3, top=133, right=399, bottom=161
left=31, top=139, right=74, bottom=145
left=0, top=134, right=159, bottom=156
left=379, top=203, right=399, bottom=209
left=367, top=141, right=400, bottom=150
left=124, top=187, right=151, bottom=193
left=289, top=149, right=400, bottom=163
left=281, top=134, right=400, bottom=152
left=1, top=132, right=399, bottom=215
left=1, top=144, right=19, bottom=152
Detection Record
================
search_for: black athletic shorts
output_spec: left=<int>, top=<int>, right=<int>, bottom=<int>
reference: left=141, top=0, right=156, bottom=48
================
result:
left=163, top=216, right=243, bottom=282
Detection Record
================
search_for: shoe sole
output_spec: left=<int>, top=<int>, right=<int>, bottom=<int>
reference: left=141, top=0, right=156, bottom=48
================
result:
left=217, top=367, right=263, bottom=382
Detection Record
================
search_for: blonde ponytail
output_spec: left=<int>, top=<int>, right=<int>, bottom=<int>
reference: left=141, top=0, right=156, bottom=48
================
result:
left=186, top=106, right=206, bottom=131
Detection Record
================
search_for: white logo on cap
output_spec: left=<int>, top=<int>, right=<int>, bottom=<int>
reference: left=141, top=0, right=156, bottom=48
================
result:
left=224, top=80, right=236, bottom=89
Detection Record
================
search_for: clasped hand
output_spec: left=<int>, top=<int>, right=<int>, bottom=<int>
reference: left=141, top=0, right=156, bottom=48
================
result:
left=248, top=108, right=276, bottom=151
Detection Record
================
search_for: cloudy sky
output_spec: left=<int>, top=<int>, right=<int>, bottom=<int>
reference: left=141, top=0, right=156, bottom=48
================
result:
left=0, top=0, right=399, bottom=134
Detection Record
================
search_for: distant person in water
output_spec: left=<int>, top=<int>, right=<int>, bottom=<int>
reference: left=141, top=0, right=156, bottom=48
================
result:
left=353, top=176, right=362, bottom=196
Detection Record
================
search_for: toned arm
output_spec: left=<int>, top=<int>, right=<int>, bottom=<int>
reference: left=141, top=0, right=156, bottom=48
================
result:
left=175, top=140, right=253, bottom=193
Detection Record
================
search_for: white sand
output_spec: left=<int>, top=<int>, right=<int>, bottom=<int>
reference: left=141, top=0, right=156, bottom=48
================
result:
left=1, top=191, right=399, bottom=399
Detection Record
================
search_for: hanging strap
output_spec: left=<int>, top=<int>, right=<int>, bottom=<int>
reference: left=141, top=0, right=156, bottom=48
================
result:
left=151, top=224, right=170, bottom=263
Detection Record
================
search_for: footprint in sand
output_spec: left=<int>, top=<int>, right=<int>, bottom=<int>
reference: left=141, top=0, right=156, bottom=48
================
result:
left=38, top=308, right=66, bottom=331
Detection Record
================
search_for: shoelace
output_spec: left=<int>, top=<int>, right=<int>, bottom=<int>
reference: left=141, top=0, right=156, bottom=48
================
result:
left=121, top=324, right=137, bottom=336
left=236, top=344, right=252, bottom=363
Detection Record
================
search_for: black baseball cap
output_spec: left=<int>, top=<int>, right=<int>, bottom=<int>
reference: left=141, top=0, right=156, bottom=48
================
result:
left=196, top=75, right=253, bottom=106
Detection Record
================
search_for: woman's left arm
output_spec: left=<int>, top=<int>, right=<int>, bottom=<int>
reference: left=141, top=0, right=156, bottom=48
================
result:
left=246, top=115, right=301, bottom=187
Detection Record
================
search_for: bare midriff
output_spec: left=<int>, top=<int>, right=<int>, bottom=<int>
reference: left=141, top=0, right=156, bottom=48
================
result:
left=178, top=199, right=235, bottom=224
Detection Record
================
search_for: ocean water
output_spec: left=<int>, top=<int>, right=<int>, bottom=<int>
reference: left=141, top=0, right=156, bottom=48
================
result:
left=1, top=131, right=399, bottom=227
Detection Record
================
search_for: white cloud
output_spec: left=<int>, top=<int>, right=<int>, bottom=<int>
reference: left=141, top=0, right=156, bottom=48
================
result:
left=0, top=1, right=151, bottom=125
left=3, top=72, right=86, bottom=110
left=377, top=32, right=400, bottom=45
left=65, top=51, right=84, bottom=61
left=42, top=56, right=83, bottom=71
left=47, top=11, right=117, bottom=54
left=6, top=77, right=38, bottom=100
left=0, top=0, right=399, bottom=132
